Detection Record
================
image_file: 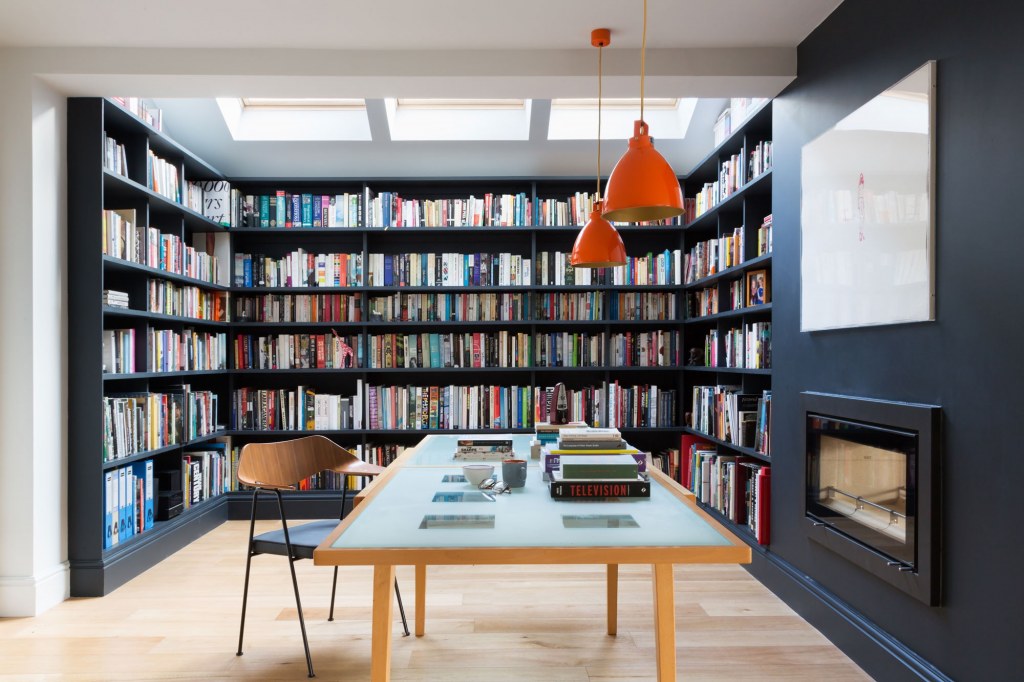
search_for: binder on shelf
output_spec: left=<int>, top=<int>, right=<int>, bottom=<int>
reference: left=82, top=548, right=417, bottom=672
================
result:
left=132, top=459, right=155, bottom=531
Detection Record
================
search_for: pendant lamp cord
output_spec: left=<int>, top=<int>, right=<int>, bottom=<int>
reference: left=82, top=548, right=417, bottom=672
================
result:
left=597, top=42, right=603, bottom=202
left=640, top=0, right=647, bottom=125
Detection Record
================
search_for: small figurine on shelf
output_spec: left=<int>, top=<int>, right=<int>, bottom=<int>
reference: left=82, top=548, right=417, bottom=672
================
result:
left=687, top=347, right=701, bottom=367
left=549, top=382, right=568, bottom=425
left=333, top=329, right=355, bottom=368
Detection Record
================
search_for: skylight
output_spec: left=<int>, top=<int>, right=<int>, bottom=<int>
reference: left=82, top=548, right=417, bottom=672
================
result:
left=384, top=98, right=532, bottom=141
left=216, top=98, right=371, bottom=141
left=241, top=98, right=365, bottom=110
left=396, top=99, right=525, bottom=110
left=547, top=98, right=698, bottom=141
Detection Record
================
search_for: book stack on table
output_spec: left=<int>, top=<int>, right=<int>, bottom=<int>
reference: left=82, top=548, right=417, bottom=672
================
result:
left=549, top=453, right=651, bottom=499
left=453, top=438, right=513, bottom=461
left=541, top=427, right=651, bottom=499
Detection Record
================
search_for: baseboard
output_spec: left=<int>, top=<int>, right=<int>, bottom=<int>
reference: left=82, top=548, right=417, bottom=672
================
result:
left=747, top=551, right=952, bottom=682
left=0, top=561, right=69, bottom=616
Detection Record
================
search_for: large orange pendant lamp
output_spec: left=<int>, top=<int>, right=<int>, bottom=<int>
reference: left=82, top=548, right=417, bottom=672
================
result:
left=601, top=0, right=684, bottom=223
left=571, top=28, right=627, bottom=268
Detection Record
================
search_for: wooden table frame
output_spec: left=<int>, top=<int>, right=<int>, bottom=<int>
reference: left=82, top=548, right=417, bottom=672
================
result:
left=315, top=440, right=751, bottom=682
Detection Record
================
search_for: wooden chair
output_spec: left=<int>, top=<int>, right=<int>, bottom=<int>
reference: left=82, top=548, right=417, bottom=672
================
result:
left=235, top=436, right=409, bottom=677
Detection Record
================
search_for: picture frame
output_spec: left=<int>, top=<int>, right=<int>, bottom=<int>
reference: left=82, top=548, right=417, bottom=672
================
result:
left=799, top=61, right=936, bottom=331
left=746, top=269, right=770, bottom=307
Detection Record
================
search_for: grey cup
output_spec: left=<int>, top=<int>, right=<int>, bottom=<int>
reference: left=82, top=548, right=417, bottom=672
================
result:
left=501, top=459, right=528, bottom=488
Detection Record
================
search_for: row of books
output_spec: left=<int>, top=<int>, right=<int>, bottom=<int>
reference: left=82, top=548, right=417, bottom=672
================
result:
left=711, top=97, right=768, bottom=146
left=606, top=291, right=678, bottom=321
left=111, top=97, right=163, bottom=130
left=180, top=444, right=234, bottom=510
left=608, top=330, right=681, bottom=367
left=365, top=384, right=534, bottom=431
left=532, top=291, right=603, bottom=321
left=230, top=289, right=676, bottom=323
left=366, top=252, right=531, bottom=288
left=689, top=386, right=771, bottom=452
left=103, top=328, right=136, bottom=374
left=147, top=328, right=228, bottom=373
left=232, top=384, right=363, bottom=431
left=687, top=286, right=719, bottom=318
left=233, top=332, right=361, bottom=370
left=366, top=191, right=531, bottom=228
left=102, top=387, right=220, bottom=460
left=232, top=188, right=682, bottom=229
left=722, top=322, right=772, bottom=369
left=234, top=250, right=363, bottom=288
left=606, top=382, right=677, bottom=429
left=683, top=227, right=745, bottom=284
left=146, top=150, right=181, bottom=204
left=103, top=460, right=154, bottom=549
left=535, top=250, right=682, bottom=286
left=690, top=140, right=772, bottom=220
left=681, top=436, right=770, bottom=544
left=757, top=214, right=773, bottom=257
left=146, top=279, right=227, bottom=321
left=102, top=209, right=220, bottom=284
left=103, top=133, right=129, bottom=177
left=367, top=330, right=533, bottom=369
left=368, top=292, right=527, bottom=322
left=234, top=293, right=363, bottom=323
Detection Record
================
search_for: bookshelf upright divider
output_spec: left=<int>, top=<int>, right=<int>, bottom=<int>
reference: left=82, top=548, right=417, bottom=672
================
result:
left=69, top=97, right=770, bottom=596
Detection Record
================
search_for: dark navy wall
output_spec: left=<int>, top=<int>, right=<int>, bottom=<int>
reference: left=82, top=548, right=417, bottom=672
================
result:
left=763, top=1, right=1024, bottom=679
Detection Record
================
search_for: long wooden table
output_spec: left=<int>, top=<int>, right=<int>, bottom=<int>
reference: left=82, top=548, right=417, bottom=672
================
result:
left=314, top=434, right=751, bottom=681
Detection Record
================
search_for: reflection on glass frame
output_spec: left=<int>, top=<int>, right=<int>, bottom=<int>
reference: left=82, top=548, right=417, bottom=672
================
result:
left=419, top=514, right=496, bottom=529
left=800, top=61, right=936, bottom=331
left=561, top=514, right=640, bottom=529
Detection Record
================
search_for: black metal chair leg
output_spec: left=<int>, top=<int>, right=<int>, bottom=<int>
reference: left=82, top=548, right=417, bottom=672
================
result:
left=276, top=490, right=315, bottom=678
left=328, top=566, right=339, bottom=622
left=395, top=578, right=410, bottom=637
left=236, top=489, right=260, bottom=656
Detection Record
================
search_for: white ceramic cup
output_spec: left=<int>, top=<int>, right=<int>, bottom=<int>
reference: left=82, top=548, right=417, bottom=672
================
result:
left=462, top=463, right=494, bottom=486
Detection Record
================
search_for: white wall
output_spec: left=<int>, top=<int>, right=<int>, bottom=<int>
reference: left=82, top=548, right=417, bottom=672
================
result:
left=0, top=54, right=68, bottom=616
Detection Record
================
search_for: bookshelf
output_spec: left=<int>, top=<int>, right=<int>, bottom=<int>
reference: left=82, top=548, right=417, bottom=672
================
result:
left=68, top=97, right=769, bottom=595
left=679, top=100, right=773, bottom=547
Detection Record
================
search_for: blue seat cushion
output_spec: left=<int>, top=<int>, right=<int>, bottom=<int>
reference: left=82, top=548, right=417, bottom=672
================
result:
left=252, top=519, right=339, bottom=560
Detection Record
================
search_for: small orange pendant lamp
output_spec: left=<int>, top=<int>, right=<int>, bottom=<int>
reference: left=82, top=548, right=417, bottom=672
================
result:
left=601, top=0, right=684, bottom=223
left=571, top=28, right=627, bottom=268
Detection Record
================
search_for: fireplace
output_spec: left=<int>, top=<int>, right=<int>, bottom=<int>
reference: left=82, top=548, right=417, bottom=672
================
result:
left=802, top=392, right=941, bottom=605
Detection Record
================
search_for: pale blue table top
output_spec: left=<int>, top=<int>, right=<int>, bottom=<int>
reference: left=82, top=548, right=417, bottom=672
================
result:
left=331, top=444, right=734, bottom=551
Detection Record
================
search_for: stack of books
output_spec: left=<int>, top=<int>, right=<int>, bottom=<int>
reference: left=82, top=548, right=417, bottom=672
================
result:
left=540, top=426, right=649, bottom=484
left=549, top=453, right=651, bottom=499
left=453, top=437, right=513, bottom=461
left=103, top=289, right=130, bottom=309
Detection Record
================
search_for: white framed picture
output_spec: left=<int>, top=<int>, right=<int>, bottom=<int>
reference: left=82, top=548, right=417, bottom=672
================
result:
left=800, top=61, right=936, bottom=331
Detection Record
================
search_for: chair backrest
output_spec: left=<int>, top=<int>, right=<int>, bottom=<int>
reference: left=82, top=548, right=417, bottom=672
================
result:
left=237, top=435, right=383, bottom=489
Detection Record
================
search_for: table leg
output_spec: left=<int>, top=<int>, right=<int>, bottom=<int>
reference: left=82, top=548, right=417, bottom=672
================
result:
left=415, top=564, right=426, bottom=637
left=651, top=563, right=676, bottom=682
left=371, top=564, right=396, bottom=682
left=606, top=564, right=618, bottom=636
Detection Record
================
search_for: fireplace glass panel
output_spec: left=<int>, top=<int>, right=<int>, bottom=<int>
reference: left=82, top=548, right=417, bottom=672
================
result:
left=807, top=415, right=917, bottom=566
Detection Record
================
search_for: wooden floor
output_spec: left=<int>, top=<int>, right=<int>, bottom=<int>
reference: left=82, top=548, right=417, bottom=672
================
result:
left=0, top=520, right=871, bottom=681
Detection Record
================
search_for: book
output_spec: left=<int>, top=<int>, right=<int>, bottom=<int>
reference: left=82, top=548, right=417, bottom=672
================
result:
left=550, top=470, right=651, bottom=499
left=559, top=454, right=638, bottom=480
left=558, top=426, right=622, bottom=442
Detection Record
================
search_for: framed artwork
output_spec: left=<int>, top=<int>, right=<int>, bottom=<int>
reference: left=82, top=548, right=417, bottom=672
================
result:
left=746, top=269, right=770, bottom=307
left=800, top=61, right=936, bottom=331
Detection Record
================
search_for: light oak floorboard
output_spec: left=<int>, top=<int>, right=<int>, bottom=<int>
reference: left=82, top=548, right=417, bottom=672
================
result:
left=0, top=521, right=871, bottom=681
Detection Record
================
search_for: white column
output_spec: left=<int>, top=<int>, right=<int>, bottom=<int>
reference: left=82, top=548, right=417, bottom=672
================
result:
left=0, top=57, right=69, bottom=616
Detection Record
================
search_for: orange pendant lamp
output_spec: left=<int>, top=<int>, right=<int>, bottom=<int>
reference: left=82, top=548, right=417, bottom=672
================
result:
left=601, top=0, right=684, bottom=223
left=571, top=28, right=627, bottom=268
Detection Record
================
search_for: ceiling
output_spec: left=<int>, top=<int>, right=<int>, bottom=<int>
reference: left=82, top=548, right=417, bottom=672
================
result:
left=1, top=0, right=843, bottom=179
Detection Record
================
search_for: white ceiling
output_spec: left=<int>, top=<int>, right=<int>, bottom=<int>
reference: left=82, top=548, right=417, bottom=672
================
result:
left=1, top=0, right=844, bottom=178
